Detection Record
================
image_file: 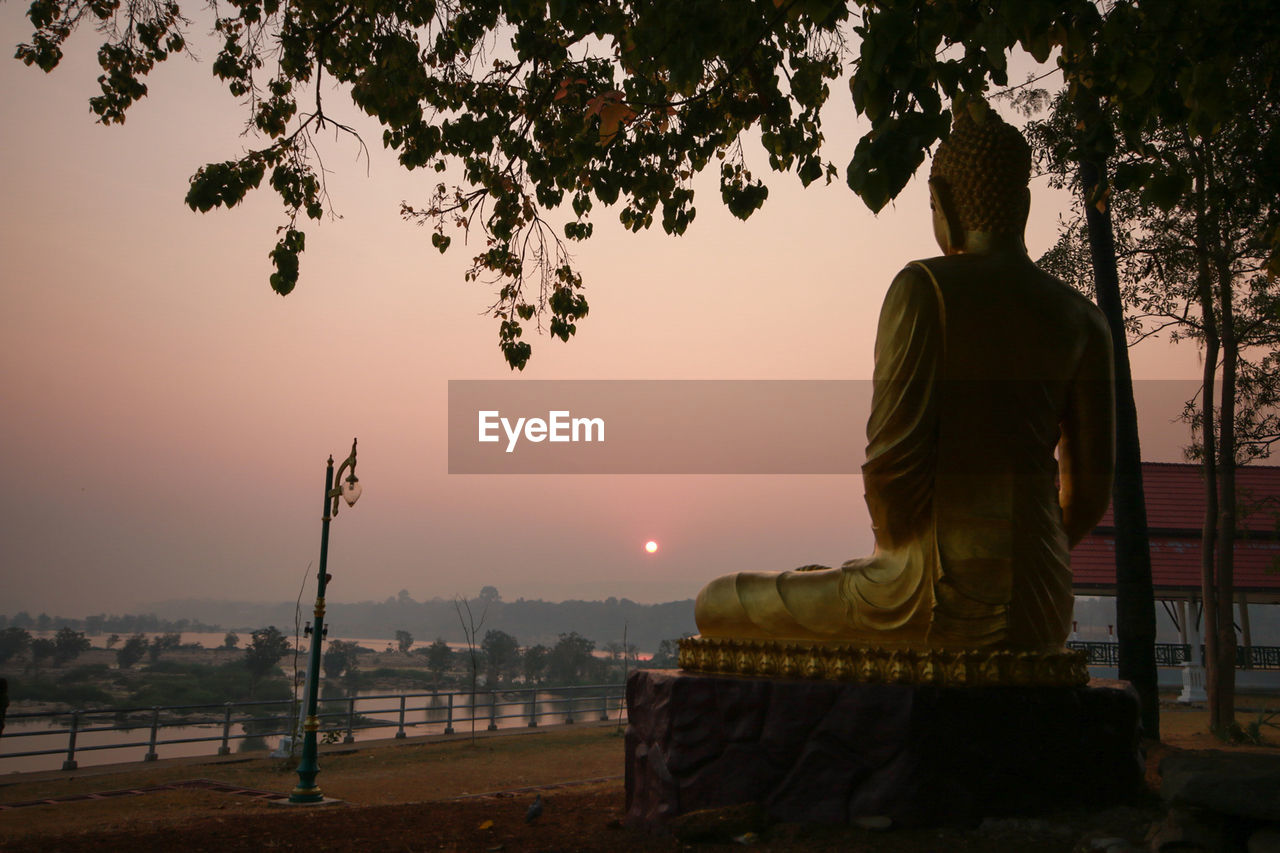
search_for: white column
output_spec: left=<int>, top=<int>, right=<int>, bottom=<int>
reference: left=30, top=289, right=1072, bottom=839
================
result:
left=1179, top=596, right=1207, bottom=704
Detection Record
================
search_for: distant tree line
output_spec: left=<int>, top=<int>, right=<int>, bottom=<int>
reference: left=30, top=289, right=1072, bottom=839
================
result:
left=0, top=623, right=289, bottom=667
left=0, top=612, right=221, bottom=635
left=317, top=626, right=677, bottom=691
left=0, top=626, right=92, bottom=671
left=2, top=624, right=297, bottom=707
left=138, top=586, right=696, bottom=654
left=12, top=592, right=1268, bottom=671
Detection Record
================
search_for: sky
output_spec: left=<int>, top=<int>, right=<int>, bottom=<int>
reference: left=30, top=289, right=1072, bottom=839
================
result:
left=0, top=9, right=1204, bottom=617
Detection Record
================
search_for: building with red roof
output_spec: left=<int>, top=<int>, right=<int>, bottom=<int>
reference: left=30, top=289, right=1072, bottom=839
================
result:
left=1071, top=462, right=1280, bottom=649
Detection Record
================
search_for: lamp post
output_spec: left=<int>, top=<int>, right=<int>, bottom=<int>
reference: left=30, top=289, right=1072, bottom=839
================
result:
left=290, top=438, right=362, bottom=804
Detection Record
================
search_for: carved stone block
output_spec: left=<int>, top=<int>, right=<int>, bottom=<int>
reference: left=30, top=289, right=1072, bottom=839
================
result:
left=625, top=669, right=1144, bottom=828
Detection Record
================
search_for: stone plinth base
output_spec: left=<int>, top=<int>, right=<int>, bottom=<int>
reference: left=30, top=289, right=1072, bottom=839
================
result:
left=625, top=669, right=1144, bottom=829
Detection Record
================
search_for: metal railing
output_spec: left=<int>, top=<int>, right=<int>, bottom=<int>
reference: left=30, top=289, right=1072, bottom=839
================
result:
left=0, top=683, right=627, bottom=772
left=1067, top=641, right=1280, bottom=670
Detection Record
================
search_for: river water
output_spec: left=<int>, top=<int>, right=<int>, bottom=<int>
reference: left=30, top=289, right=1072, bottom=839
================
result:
left=3, top=631, right=628, bottom=774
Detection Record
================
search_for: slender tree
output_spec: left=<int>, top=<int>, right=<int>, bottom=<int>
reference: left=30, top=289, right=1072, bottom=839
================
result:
left=1078, top=154, right=1159, bottom=738
left=1032, top=71, right=1280, bottom=732
left=28, top=637, right=56, bottom=673
left=323, top=639, right=362, bottom=682
left=481, top=629, right=519, bottom=688
left=425, top=638, right=454, bottom=688
left=453, top=595, right=488, bottom=743
left=116, top=634, right=147, bottom=669
left=522, top=644, right=549, bottom=686
left=0, top=628, right=31, bottom=665
left=547, top=632, right=596, bottom=685
left=52, top=627, right=91, bottom=665
left=244, top=626, right=291, bottom=693
left=148, top=632, right=182, bottom=663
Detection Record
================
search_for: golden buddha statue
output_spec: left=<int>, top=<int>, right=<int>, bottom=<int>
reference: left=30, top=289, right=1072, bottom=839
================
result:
left=693, top=100, right=1115, bottom=661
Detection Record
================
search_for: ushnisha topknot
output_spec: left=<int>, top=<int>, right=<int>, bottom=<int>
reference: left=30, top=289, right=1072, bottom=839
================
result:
left=929, top=97, right=1033, bottom=235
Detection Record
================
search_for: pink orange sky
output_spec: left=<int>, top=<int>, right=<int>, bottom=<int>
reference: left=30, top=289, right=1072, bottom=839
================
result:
left=0, top=10, right=1203, bottom=616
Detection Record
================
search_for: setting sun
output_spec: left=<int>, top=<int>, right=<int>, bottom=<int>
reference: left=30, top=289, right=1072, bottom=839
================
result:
left=644, top=540, right=659, bottom=554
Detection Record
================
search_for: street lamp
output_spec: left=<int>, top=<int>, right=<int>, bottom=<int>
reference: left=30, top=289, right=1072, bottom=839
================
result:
left=290, top=438, right=361, bottom=804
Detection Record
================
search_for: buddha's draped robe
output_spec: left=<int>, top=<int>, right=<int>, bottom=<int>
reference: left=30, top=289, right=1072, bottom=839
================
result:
left=694, top=253, right=1114, bottom=651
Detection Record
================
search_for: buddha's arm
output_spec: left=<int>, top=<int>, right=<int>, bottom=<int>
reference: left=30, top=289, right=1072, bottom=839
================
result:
left=863, top=265, right=942, bottom=550
left=1059, top=312, right=1115, bottom=548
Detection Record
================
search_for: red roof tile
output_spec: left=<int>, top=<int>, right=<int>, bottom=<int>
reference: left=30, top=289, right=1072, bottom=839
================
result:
left=1072, top=463, right=1280, bottom=599
left=1094, top=462, right=1280, bottom=532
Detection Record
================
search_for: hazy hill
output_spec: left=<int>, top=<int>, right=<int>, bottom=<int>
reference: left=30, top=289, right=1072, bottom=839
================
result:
left=25, top=593, right=1280, bottom=654
left=146, top=591, right=696, bottom=653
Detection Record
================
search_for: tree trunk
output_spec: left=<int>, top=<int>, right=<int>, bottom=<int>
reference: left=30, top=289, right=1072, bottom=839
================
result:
left=1198, top=313, right=1221, bottom=725
left=1190, top=143, right=1225, bottom=732
left=1214, top=242, right=1239, bottom=732
left=1079, top=158, right=1160, bottom=740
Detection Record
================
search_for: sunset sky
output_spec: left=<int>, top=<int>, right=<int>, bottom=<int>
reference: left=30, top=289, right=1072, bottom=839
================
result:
left=0, top=8, right=1203, bottom=617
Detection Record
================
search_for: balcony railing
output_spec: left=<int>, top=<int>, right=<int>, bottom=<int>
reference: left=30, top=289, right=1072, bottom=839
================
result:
left=1067, top=641, right=1280, bottom=670
left=0, top=683, right=626, bottom=774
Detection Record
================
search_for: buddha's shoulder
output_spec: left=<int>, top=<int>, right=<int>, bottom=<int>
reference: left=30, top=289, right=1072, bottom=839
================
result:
left=1027, top=265, right=1110, bottom=331
left=881, top=261, right=945, bottom=312
left=907, top=255, right=1104, bottom=316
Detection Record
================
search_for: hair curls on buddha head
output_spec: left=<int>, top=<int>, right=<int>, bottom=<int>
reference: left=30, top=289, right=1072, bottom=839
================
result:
left=929, top=98, right=1032, bottom=235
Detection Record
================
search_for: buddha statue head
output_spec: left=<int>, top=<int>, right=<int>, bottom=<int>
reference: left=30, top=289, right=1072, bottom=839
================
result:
left=928, top=97, right=1032, bottom=255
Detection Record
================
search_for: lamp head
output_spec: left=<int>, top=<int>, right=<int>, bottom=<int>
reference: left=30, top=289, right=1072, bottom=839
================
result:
left=341, top=473, right=362, bottom=507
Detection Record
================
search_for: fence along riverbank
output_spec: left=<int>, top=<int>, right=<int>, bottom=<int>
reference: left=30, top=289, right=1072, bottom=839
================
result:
left=0, top=683, right=626, bottom=774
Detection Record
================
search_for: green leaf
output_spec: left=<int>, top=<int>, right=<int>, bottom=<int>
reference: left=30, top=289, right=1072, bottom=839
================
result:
left=1125, top=62, right=1155, bottom=97
left=268, top=229, right=305, bottom=296
left=1138, top=170, right=1187, bottom=210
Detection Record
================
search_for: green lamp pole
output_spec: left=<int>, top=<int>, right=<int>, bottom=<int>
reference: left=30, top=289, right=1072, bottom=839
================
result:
left=291, top=438, right=362, bottom=804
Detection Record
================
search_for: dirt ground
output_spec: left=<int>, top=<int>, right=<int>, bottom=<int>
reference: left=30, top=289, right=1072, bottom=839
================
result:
left=2, top=705, right=1278, bottom=852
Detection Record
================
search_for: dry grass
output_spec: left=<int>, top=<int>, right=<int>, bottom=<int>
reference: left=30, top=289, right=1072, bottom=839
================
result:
left=0, top=723, right=625, bottom=844
left=1159, top=704, right=1280, bottom=750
